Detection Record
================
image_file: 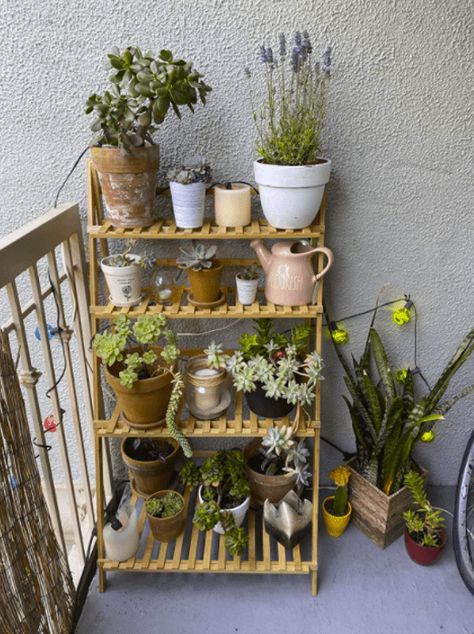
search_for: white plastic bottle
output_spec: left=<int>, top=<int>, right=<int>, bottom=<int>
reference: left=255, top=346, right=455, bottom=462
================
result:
left=103, top=485, right=139, bottom=561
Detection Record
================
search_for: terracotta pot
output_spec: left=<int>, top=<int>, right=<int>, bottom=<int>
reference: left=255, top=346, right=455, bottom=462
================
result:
left=245, top=382, right=294, bottom=419
left=105, top=347, right=173, bottom=427
left=404, top=528, right=447, bottom=566
left=146, top=490, right=186, bottom=541
left=188, top=260, right=223, bottom=304
left=244, top=438, right=296, bottom=506
left=322, top=497, right=352, bottom=538
left=121, top=439, right=180, bottom=496
left=91, top=145, right=160, bottom=228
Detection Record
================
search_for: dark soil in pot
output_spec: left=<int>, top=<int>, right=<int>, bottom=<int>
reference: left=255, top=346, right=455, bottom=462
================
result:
left=123, top=438, right=173, bottom=462
left=245, top=382, right=294, bottom=418
left=121, top=438, right=180, bottom=496
left=202, top=485, right=245, bottom=511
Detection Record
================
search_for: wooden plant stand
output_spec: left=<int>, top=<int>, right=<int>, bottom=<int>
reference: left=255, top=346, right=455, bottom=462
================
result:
left=87, top=160, right=327, bottom=596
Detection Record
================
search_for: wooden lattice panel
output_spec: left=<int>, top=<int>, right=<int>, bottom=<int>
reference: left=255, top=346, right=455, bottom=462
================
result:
left=98, top=488, right=313, bottom=575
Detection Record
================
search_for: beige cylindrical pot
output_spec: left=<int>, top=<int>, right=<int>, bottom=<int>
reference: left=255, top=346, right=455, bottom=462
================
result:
left=91, top=145, right=160, bottom=228
left=235, top=274, right=258, bottom=305
left=101, top=254, right=143, bottom=306
left=214, top=184, right=251, bottom=227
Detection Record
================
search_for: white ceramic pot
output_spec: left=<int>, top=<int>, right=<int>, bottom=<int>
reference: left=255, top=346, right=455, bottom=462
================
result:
left=214, top=183, right=251, bottom=227
left=253, top=158, right=331, bottom=229
left=198, top=486, right=250, bottom=535
left=235, top=274, right=258, bottom=305
left=101, top=254, right=143, bottom=306
left=170, top=181, right=206, bottom=228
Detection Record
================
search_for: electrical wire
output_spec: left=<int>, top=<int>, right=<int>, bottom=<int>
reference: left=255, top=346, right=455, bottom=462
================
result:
left=53, top=146, right=89, bottom=208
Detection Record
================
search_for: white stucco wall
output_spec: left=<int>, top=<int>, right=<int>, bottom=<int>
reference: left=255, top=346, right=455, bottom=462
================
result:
left=0, top=0, right=472, bottom=485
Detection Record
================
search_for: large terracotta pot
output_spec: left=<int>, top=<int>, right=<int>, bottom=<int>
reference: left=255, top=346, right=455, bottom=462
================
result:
left=146, top=490, right=186, bottom=541
left=91, top=145, right=160, bottom=228
left=188, top=260, right=223, bottom=304
left=121, top=439, right=180, bottom=496
left=105, top=348, right=173, bottom=428
left=244, top=438, right=296, bottom=506
left=404, top=528, right=447, bottom=566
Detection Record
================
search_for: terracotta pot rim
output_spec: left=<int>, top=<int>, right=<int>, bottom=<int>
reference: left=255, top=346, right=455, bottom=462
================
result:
left=404, top=527, right=447, bottom=551
left=121, top=437, right=179, bottom=467
left=91, top=144, right=159, bottom=153
left=145, top=489, right=185, bottom=522
left=185, top=260, right=224, bottom=274
left=244, top=439, right=297, bottom=483
left=104, top=345, right=174, bottom=389
left=323, top=496, right=352, bottom=519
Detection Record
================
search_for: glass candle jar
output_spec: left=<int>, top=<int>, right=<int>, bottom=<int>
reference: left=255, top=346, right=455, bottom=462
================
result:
left=185, top=355, right=231, bottom=420
left=150, top=269, right=174, bottom=305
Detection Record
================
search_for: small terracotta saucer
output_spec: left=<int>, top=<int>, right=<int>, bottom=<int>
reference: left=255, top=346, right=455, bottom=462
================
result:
left=187, top=290, right=226, bottom=308
left=120, top=411, right=166, bottom=431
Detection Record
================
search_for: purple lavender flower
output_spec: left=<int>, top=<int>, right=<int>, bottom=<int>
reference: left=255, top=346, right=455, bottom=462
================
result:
left=302, top=31, right=313, bottom=57
left=321, top=46, right=332, bottom=75
left=278, top=33, right=287, bottom=58
left=266, top=46, right=274, bottom=65
left=294, top=31, right=302, bottom=46
left=244, top=66, right=251, bottom=78
left=291, top=46, right=302, bottom=73
left=258, top=45, right=267, bottom=63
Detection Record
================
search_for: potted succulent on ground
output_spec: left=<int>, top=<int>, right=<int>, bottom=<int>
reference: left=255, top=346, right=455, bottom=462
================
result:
left=85, top=46, right=211, bottom=228
left=229, top=319, right=323, bottom=418
left=121, top=438, right=180, bottom=496
left=326, top=302, right=474, bottom=548
left=180, top=450, right=250, bottom=555
left=145, top=490, right=186, bottom=541
left=244, top=425, right=311, bottom=506
left=322, top=465, right=352, bottom=538
left=403, top=471, right=447, bottom=565
left=185, top=343, right=231, bottom=420
left=235, top=264, right=259, bottom=305
left=101, top=243, right=152, bottom=306
left=246, top=32, right=332, bottom=229
left=176, top=241, right=224, bottom=306
left=168, top=162, right=212, bottom=229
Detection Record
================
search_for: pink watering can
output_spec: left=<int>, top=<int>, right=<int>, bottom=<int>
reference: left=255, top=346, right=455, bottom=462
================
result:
left=250, top=240, right=334, bottom=306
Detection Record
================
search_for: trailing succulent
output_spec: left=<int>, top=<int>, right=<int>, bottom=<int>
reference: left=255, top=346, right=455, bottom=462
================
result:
left=403, top=471, right=444, bottom=547
left=176, top=241, right=217, bottom=271
left=259, top=425, right=311, bottom=487
left=326, top=304, right=474, bottom=494
left=180, top=450, right=250, bottom=556
left=85, top=45, right=211, bottom=150
left=167, top=162, right=212, bottom=185
left=146, top=491, right=183, bottom=519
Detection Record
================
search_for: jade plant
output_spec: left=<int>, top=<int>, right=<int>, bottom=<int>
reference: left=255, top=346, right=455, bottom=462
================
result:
left=85, top=46, right=212, bottom=150
left=180, top=450, right=250, bottom=556
left=326, top=303, right=474, bottom=494
left=327, top=465, right=351, bottom=516
left=403, top=471, right=445, bottom=547
left=146, top=492, right=183, bottom=519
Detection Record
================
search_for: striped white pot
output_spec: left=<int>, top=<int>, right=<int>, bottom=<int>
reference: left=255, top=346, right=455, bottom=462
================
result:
left=170, top=181, right=206, bottom=229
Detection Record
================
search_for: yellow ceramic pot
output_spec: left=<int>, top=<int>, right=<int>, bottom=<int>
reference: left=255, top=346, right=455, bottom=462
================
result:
left=322, top=496, right=352, bottom=538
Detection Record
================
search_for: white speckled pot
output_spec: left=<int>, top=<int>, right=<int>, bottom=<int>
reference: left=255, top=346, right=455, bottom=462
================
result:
left=235, top=274, right=258, bottom=305
left=101, top=255, right=143, bottom=306
left=254, top=158, right=331, bottom=229
left=170, top=181, right=206, bottom=228
left=198, top=486, right=250, bottom=535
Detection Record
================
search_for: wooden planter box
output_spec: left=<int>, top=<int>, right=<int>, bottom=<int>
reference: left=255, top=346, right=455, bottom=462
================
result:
left=345, top=458, right=427, bottom=549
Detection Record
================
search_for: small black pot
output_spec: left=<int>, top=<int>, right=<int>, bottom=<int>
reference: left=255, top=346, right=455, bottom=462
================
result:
left=245, top=382, right=294, bottom=418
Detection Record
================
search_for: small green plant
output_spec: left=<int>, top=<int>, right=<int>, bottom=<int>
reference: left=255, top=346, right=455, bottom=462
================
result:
left=228, top=320, right=323, bottom=407
left=259, top=425, right=311, bottom=486
left=167, top=162, right=212, bottom=185
left=328, top=465, right=351, bottom=516
left=246, top=32, right=331, bottom=166
left=238, top=264, right=259, bottom=281
left=180, top=450, right=250, bottom=556
left=85, top=45, right=211, bottom=150
left=146, top=491, right=183, bottom=519
left=103, top=242, right=154, bottom=268
left=176, top=241, right=217, bottom=271
left=403, top=471, right=445, bottom=547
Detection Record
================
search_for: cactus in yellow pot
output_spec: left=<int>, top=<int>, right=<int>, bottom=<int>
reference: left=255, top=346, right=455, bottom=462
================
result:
left=323, top=465, right=352, bottom=537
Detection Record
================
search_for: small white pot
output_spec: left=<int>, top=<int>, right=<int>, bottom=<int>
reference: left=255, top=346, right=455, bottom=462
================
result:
left=235, top=274, right=258, bottom=305
left=170, top=181, right=206, bottom=228
left=254, top=158, right=331, bottom=229
left=198, top=486, right=250, bottom=535
left=101, top=254, right=143, bottom=306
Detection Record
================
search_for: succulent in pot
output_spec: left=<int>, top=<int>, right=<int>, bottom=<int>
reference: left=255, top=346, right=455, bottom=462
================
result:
left=168, top=161, right=212, bottom=229
left=176, top=240, right=223, bottom=306
left=92, top=314, right=192, bottom=457
left=101, top=243, right=153, bottom=306
left=235, top=264, right=259, bottom=306
left=246, top=32, right=332, bottom=229
left=145, top=490, right=186, bottom=541
left=180, top=450, right=250, bottom=556
left=121, top=437, right=180, bottom=496
left=245, top=426, right=311, bottom=506
left=85, top=46, right=211, bottom=228
left=403, top=471, right=447, bottom=565
left=185, top=342, right=232, bottom=420
left=322, top=465, right=352, bottom=538
left=229, top=319, right=324, bottom=418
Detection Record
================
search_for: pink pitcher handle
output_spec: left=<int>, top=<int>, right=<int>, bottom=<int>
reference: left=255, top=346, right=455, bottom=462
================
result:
left=311, top=247, right=334, bottom=282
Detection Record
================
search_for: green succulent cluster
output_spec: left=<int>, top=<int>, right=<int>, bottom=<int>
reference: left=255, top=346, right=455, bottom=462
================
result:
left=238, top=320, right=310, bottom=360
left=86, top=45, right=211, bottom=149
left=403, top=471, right=444, bottom=547
left=180, top=450, right=250, bottom=555
left=145, top=491, right=183, bottom=519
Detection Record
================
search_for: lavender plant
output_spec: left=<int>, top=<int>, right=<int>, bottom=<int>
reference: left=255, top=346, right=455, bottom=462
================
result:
left=246, top=31, right=332, bottom=166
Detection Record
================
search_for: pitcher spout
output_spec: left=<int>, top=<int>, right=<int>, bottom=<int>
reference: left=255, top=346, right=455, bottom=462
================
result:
left=250, top=239, right=271, bottom=273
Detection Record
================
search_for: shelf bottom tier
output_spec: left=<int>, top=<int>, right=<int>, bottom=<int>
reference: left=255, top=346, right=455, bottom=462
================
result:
left=99, top=487, right=315, bottom=576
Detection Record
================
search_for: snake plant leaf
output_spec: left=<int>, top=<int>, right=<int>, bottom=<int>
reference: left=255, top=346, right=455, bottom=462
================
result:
left=402, top=369, right=415, bottom=412
left=362, top=371, right=383, bottom=432
left=342, top=396, right=369, bottom=451
left=343, top=375, right=377, bottom=442
left=374, top=396, right=403, bottom=455
left=437, top=383, right=474, bottom=415
left=370, top=328, right=396, bottom=399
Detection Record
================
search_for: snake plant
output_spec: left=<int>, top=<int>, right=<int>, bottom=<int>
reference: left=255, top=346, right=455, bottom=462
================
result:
left=327, top=305, right=474, bottom=495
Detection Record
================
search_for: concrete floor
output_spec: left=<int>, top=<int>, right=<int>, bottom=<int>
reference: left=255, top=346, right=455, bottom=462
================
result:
left=77, top=488, right=474, bottom=634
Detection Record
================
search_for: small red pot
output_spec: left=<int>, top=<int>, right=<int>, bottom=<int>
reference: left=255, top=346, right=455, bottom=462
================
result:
left=404, top=528, right=447, bottom=566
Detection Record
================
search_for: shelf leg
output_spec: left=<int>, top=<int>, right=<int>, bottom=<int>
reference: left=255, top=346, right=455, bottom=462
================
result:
left=311, top=568, right=318, bottom=596
left=95, top=432, right=106, bottom=592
